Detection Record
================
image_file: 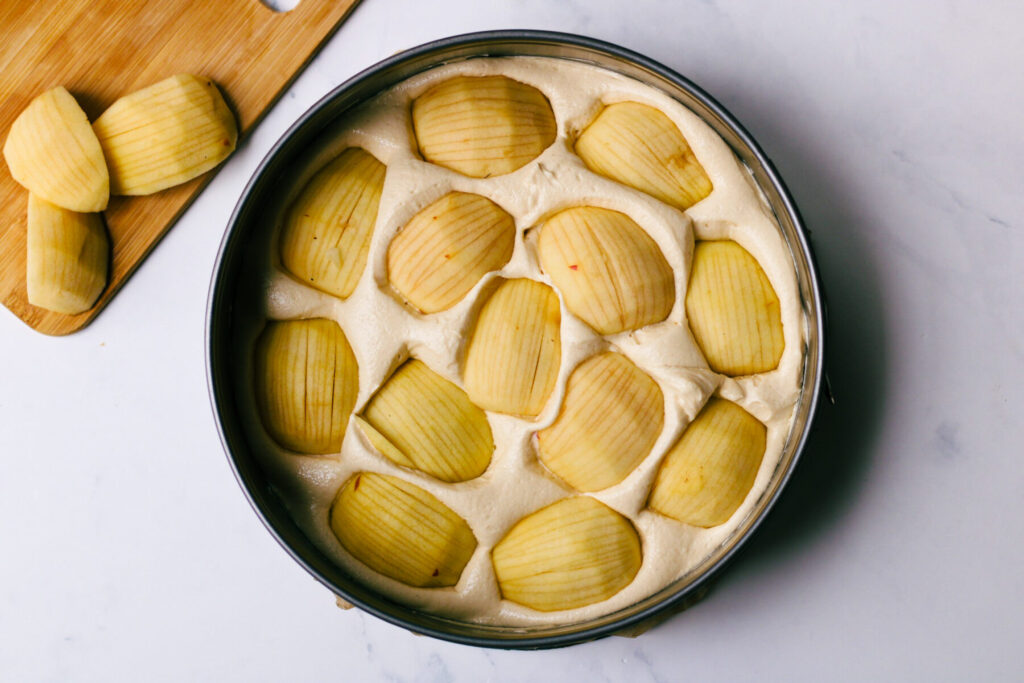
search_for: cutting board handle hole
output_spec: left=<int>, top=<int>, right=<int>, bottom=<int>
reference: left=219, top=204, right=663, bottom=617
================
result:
left=258, top=0, right=302, bottom=12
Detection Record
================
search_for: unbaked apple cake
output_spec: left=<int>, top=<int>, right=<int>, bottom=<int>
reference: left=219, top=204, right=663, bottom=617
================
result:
left=241, top=57, right=806, bottom=626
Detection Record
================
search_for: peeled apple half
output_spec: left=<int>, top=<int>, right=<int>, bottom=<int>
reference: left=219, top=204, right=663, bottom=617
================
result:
left=412, top=75, right=557, bottom=178
left=538, top=206, right=674, bottom=335
left=575, top=101, right=712, bottom=210
left=329, top=472, right=477, bottom=588
left=463, top=278, right=561, bottom=418
left=492, top=496, right=642, bottom=611
left=537, top=352, right=663, bottom=492
left=92, top=73, right=236, bottom=196
left=388, top=191, right=514, bottom=313
left=3, top=86, right=109, bottom=212
left=25, top=194, right=108, bottom=314
left=358, top=359, right=493, bottom=483
left=685, top=240, right=784, bottom=376
left=280, top=147, right=386, bottom=299
left=254, top=318, right=359, bottom=454
left=648, top=397, right=766, bottom=527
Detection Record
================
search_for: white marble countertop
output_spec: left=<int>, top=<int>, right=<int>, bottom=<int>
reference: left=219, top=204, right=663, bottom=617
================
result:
left=2, top=0, right=1022, bottom=680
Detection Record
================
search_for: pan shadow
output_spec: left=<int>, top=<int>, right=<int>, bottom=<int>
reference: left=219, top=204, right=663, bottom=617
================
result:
left=653, top=78, right=890, bottom=628
left=731, top=98, right=888, bottom=564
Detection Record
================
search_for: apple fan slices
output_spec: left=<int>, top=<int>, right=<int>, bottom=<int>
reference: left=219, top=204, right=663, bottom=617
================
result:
left=252, top=70, right=795, bottom=615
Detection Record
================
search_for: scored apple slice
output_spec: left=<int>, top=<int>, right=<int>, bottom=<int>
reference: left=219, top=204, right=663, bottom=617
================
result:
left=648, top=397, right=766, bottom=527
left=3, top=87, right=109, bottom=212
left=492, top=496, right=642, bottom=611
left=388, top=192, right=515, bottom=313
left=685, top=240, right=784, bottom=376
left=538, top=206, right=674, bottom=335
left=412, top=75, right=557, bottom=178
left=537, top=352, right=664, bottom=492
left=359, top=359, right=493, bottom=483
left=25, top=194, right=108, bottom=314
left=463, top=278, right=561, bottom=418
left=279, top=147, right=386, bottom=299
left=329, top=472, right=477, bottom=587
left=253, top=318, right=358, bottom=454
left=92, top=74, right=236, bottom=196
left=575, top=101, right=712, bottom=210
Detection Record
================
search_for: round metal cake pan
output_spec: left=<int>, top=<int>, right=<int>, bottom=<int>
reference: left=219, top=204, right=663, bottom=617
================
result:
left=206, top=29, right=826, bottom=649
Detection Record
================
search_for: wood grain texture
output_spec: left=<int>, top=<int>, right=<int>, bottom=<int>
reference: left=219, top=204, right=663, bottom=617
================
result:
left=0, top=0, right=360, bottom=335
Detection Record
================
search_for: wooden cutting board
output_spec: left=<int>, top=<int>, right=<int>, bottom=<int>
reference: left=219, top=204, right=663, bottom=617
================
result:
left=0, top=0, right=361, bottom=335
